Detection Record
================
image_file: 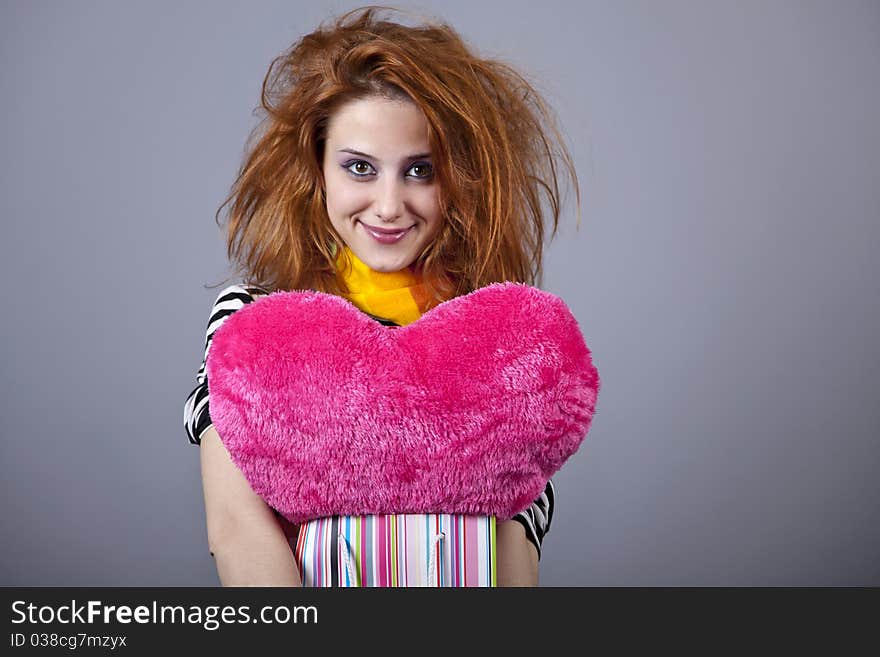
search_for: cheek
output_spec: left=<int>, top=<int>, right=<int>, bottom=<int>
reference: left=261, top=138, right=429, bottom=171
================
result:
left=325, top=177, right=368, bottom=217
left=412, top=186, right=443, bottom=223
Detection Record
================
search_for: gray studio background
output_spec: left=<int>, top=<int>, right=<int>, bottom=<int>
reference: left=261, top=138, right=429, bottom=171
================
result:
left=2, top=0, right=877, bottom=586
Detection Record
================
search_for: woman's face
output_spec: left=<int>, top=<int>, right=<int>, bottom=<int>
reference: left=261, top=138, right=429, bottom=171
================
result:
left=322, top=95, right=443, bottom=273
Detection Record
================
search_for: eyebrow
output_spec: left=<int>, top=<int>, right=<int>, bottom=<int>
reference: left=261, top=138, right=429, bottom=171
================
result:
left=338, top=148, right=432, bottom=161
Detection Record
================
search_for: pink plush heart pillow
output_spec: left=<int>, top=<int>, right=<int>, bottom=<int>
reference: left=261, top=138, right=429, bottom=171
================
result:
left=206, top=282, right=600, bottom=524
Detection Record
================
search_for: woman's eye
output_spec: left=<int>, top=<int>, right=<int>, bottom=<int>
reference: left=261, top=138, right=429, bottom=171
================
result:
left=408, top=162, right=434, bottom=179
left=344, top=160, right=432, bottom=179
left=346, top=161, right=375, bottom=176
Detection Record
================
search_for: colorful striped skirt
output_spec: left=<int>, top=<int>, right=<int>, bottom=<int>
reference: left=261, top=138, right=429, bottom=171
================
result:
left=292, top=514, right=497, bottom=587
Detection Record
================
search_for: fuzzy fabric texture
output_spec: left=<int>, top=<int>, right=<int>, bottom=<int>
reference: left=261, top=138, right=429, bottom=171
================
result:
left=206, top=281, right=600, bottom=524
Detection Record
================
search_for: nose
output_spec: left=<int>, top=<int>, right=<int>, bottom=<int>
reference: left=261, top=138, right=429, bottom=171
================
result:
left=374, top=176, right=406, bottom=223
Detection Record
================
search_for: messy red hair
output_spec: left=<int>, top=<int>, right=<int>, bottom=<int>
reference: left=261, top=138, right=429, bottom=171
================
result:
left=213, top=5, right=580, bottom=307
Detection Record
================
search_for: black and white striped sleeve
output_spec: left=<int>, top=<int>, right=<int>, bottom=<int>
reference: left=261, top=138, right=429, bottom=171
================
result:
left=183, top=284, right=268, bottom=445
left=511, top=479, right=555, bottom=561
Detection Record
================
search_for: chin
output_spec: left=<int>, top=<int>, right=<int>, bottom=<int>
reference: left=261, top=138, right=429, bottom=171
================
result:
left=361, top=252, right=415, bottom=273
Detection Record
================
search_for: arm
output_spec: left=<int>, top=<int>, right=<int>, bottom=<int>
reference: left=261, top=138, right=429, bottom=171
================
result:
left=200, top=426, right=302, bottom=586
left=496, top=518, right=539, bottom=586
left=496, top=480, right=555, bottom=586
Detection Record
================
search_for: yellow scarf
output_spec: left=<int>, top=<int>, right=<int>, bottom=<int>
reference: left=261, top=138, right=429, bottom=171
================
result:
left=334, top=244, right=436, bottom=326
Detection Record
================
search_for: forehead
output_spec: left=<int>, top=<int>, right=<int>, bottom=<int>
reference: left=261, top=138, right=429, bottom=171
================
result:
left=325, top=96, right=431, bottom=154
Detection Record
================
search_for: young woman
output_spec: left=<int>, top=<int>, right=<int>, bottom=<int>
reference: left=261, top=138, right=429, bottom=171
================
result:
left=184, top=6, right=579, bottom=586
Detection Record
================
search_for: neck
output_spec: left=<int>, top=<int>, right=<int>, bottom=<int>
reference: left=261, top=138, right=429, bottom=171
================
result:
left=334, top=244, right=429, bottom=325
left=335, top=245, right=420, bottom=286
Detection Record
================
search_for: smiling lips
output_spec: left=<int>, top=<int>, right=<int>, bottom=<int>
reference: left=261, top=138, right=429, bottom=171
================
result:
left=359, top=221, right=413, bottom=244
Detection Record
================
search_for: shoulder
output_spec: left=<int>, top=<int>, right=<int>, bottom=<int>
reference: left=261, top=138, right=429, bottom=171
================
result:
left=194, top=283, right=271, bottom=380
left=205, top=284, right=271, bottom=328
left=186, top=283, right=272, bottom=441
left=210, top=283, right=271, bottom=310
